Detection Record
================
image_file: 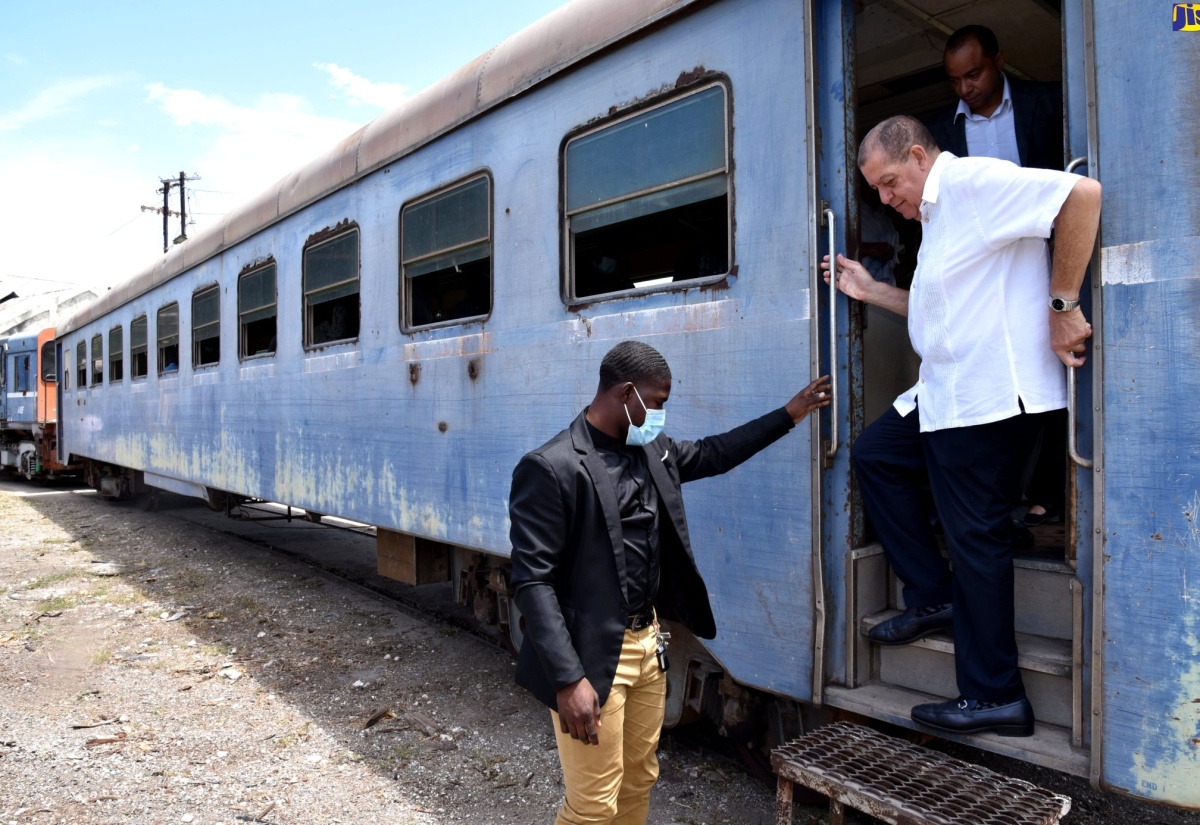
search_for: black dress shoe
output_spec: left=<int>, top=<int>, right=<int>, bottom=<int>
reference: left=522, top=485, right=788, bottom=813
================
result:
left=911, top=696, right=1035, bottom=737
left=866, top=604, right=952, bottom=646
left=1024, top=506, right=1062, bottom=527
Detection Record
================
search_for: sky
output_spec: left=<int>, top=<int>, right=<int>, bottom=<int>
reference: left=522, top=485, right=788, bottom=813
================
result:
left=0, top=0, right=566, bottom=308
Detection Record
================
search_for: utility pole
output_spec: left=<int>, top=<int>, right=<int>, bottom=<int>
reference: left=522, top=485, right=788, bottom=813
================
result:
left=141, top=171, right=200, bottom=253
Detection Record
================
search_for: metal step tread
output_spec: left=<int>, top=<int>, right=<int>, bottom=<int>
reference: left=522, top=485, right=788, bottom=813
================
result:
left=772, top=721, right=1072, bottom=825
left=861, top=610, right=1072, bottom=677
left=823, top=682, right=1089, bottom=777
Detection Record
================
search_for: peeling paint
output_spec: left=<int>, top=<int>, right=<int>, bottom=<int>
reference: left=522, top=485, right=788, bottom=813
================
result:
left=1127, top=494, right=1200, bottom=807
left=1101, top=237, right=1200, bottom=286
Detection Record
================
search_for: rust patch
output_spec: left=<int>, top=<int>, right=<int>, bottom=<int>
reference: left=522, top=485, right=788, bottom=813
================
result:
left=237, top=256, right=276, bottom=278
left=467, top=360, right=479, bottom=380
left=699, top=267, right=736, bottom=293
left=409, top=363, right=421, bottom=385
left=674, top=66, right=711, bottom=89
left=304, top=218, right=358, bottom=249
left=588, top=70, right=725, bottom=127
left=437, top=421, right=448, bottom=433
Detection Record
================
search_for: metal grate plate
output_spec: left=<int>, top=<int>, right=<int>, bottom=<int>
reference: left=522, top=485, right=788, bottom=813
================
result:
left=772, top=722, right=1072, bottom=825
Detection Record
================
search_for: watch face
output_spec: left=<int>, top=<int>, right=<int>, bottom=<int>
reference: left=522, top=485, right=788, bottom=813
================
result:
left=1052, top=298, right=1065, bottom=311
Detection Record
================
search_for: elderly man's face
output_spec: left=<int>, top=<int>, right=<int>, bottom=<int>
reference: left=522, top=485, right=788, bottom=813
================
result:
left=859, top=145, right=931, bottom=222
left=944, top=38, right=1006, bottom=117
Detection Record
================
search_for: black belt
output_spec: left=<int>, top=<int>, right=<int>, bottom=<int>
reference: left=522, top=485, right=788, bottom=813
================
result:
left=626, top=611, right=655, bottom=631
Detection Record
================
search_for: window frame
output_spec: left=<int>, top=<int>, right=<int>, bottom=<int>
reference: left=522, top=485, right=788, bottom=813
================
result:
left=399, top=171, right=494, bottom=332
left=238, top=260, right=278, bottom=361
left=561, top=79, right=734, bottom=306
left=157, top=302, right=180, bottom=376
left=130, top=314, right=149, bottom=380
left=108, top=325, right=123, bottom=383
left=90, top=334, right=103, bottom=386
left=191, top=284, right=221, bottom=369
left=76, top=341, right=87, bottom=388
left=40, top=340, right=56, bottom=383
left=302, top=225, right=360, bottom=349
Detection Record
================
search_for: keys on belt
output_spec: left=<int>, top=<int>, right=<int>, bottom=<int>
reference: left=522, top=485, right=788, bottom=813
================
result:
left=625, top=611, right=655, bottom=631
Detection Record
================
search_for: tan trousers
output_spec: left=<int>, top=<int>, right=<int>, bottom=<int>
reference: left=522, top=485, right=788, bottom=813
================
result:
left=551, top=623, right=666, bottom=825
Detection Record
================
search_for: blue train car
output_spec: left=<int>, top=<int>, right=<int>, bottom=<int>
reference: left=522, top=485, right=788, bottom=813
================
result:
left=54, top=0, right=1198, bottom=807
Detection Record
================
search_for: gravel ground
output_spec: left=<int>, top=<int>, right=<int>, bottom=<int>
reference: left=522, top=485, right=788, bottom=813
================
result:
left=4, top=481, right=1200, bottom=825
left=0, top=483, right=787, bottom=825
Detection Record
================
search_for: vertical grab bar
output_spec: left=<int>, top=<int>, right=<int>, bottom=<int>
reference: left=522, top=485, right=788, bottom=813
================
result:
left=823, top=206, right=839, bottom=463
left=1064, top=156, right=1094, bottom=470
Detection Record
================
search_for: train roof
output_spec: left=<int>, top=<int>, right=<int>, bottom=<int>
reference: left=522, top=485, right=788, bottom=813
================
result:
left=4, top=331, right=44, bottom=351
left=59, top=0, right=699, bottom=337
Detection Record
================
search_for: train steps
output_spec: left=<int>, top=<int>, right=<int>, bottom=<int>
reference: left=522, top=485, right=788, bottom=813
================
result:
left=772, top=721, right=1072, bottom=825
left=835, top=543, right=1088, bottom=777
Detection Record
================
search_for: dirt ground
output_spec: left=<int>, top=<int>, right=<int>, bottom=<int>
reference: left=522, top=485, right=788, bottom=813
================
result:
left=3, top=480, right=1199, bottom=825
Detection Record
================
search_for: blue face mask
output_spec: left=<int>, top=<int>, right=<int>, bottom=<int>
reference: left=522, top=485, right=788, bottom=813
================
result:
left=624, top=386, right=666, bottom=446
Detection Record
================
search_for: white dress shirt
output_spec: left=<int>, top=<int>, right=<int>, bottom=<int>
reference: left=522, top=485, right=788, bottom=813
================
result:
left=956, top=76, right=1021, bottom=165
left=894, top=152, right=1079, bottom=432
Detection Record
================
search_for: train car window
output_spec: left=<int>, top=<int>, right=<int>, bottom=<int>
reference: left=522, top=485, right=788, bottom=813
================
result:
left=109, top=326, right=123, bottom=382
left=400, top=175, right=491, bottom=330
left=76, top=341, right=86, bottom=388
left=131, top=315, right=148, bottom=379
left=239, top=262, right=277, bottom=359
left=303, top=229, right=359, bottom=347
left=564, top=83, right=730, bottom=301
left=192, top=286, right=220, bottom=368
left=14, top=355, right=31, bottom=393
left=90, top=334, right=103, bottom=386
left=157, top=303, right=180, bottom=375
left=40, top=341, right=56, bottom=382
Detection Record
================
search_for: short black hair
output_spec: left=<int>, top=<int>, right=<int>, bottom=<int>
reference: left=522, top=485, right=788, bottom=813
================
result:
left=598, top=340, right=672, bottom=390
left=945, top=25, right=1000, bottom=59
left=858, top=115, right=939, bottom=167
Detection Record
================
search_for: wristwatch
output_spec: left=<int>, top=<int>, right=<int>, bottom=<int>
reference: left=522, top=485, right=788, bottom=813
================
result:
left=1049, top=296, right=1081, bottom=312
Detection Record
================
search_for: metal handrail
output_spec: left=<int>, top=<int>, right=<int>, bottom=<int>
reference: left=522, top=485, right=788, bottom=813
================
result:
left=1064, top=155, right=1094, bottom=469
left=823, top=206, right=838, bottom=461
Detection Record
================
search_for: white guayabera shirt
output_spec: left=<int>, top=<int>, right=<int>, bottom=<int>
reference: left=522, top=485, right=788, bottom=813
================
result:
left=894, top=152, right=1080, bottom=432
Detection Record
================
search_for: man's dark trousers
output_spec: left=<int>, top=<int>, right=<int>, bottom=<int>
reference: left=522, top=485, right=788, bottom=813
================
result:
left=853, top=403, right=1046, bottom=703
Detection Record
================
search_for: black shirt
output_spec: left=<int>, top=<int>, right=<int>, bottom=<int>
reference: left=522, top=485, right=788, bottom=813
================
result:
left=587, top=421, right=660, bottom=615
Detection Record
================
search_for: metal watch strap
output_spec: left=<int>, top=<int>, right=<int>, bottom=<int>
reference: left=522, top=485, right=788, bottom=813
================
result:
left=1050, top=296, right=1080, bottom=312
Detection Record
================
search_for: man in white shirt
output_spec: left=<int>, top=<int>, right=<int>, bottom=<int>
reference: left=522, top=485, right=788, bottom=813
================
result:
left=822, top=115, right=1100, bottom=736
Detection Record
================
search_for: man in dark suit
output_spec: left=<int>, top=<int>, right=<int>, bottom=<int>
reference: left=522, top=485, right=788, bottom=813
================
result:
left=509, top=340, right=829, bottom=824
left=926, top=24, right=1063, bottom=171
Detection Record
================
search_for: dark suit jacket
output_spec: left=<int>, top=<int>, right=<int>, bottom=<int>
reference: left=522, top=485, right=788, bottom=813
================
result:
left=509, top=406, right=795, bottom=710
left=925, top=76, right=1064, bottom=170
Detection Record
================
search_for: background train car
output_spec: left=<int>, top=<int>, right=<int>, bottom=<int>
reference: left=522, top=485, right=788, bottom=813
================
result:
left=1, top=327, right=70, bottom=480
left=53, top=0, right=1198, bottom=808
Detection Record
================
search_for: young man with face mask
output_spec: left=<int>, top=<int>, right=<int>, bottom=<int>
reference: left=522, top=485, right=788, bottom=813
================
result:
left=509, top=340, right=829, bottom=825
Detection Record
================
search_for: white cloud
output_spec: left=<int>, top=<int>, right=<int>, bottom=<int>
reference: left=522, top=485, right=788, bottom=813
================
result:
left=314, top=62, right=410, bottom=109
left=5, top=53, right=26, bottom=66
left=0, top=76, right=120, bottom=131
left=144, top=82, right=363, bottom=209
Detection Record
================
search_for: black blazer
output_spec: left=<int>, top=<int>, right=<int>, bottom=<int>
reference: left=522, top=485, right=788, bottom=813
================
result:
left=509, top=406, right=795, bottom=710
left=925, top=76, right=1064, bottom=170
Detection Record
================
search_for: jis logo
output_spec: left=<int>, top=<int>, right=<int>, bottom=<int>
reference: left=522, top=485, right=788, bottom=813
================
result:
left=1174, top=3, right=1200, bottom=30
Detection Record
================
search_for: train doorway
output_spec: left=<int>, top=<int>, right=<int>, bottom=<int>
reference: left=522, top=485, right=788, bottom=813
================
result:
left=815, top=0, right=1097, bottom=777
